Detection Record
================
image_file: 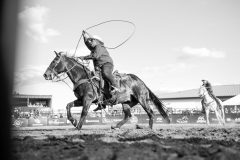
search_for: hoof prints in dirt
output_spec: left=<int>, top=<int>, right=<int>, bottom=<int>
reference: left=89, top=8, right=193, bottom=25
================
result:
left=12, top=127, right=240, bottom=160
left=117, top=129, right=161, bottom=142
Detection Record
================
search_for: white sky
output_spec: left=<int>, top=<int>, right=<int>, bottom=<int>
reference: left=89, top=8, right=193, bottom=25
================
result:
left=14, top=0, right=240, bottom=110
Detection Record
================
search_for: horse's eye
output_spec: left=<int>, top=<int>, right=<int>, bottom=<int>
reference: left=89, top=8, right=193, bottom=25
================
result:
left=88, top=39, right=91, bottom=42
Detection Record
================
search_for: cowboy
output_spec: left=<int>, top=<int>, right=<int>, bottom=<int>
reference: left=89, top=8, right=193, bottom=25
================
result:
left=201, top=79, right=222, bottom=113
left=79, top=30, right=120, bottom=111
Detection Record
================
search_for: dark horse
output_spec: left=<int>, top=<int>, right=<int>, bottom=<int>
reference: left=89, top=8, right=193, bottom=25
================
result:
left=43, top=51, right=170, bottom=130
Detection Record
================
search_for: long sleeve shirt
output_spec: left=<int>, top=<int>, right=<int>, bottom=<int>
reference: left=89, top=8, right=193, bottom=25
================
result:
left=84, top=45, right=113, bottom=67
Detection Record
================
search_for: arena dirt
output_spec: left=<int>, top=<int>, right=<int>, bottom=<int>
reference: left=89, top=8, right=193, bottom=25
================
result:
left=12, top=124, right=240, bottom=160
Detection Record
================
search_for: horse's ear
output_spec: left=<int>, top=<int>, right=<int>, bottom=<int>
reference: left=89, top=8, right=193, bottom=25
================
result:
left=54, top=51, right=60, bottom=57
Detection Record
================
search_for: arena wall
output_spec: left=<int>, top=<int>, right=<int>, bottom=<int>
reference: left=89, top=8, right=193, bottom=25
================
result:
left=12, top=105, right=240, bottom=127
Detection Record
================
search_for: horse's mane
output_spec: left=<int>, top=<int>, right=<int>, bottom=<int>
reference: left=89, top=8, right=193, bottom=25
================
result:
left=60, top=52, right=91, bottom=72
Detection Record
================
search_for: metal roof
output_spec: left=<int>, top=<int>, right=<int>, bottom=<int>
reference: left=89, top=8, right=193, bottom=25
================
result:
left=158, top=84, right=240, bottom=99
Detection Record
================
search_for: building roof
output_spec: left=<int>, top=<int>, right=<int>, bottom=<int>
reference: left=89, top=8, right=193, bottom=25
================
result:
left=158, top=84, right=240, bottom=99
left=13, top=94, right=52, bottom=99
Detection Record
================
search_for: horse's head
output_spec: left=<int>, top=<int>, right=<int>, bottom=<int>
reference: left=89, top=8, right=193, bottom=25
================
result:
left=198, top=85, right=207, bottom=98
left=43, top=51, right=67, bottom=80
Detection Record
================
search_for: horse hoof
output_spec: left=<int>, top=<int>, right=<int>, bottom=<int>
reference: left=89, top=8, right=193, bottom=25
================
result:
left=73, top=119, right=77, bottom=125
left=72, top=119, right=77, bottom=127
left=136, top=124, right=143, bottom=129
left=111, top=125, right=120, bottom=130
left=76, top=127, right=82, bottom=130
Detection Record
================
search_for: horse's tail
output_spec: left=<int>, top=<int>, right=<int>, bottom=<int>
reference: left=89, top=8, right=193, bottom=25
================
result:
left=147, top=88, right=170, bottom=123
left=128, top=74, right=170, bottom=123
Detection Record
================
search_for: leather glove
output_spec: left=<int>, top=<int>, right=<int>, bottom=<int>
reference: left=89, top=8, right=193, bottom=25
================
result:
left=82, top=30, right=92, bottom=40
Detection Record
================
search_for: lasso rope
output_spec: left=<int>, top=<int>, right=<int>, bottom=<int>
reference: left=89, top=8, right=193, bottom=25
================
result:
left=73, top=20, right=136, bottom=56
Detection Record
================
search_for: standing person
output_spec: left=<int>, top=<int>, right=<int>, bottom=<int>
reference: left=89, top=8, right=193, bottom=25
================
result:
left=79, top=30, right=120, bottom=111
left=13, top=108, right=19, bottom=119
left=201, top=80, right=222, bottom=113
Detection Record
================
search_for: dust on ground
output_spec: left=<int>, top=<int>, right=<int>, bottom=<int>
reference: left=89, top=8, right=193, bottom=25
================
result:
left=12, top=124, right=240, bottom=160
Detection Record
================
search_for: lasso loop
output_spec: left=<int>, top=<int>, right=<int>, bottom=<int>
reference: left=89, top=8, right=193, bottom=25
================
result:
left=73, top=20, right=136, bottom=56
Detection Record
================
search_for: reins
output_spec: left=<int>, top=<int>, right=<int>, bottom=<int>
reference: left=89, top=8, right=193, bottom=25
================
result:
left=51, top=63, right=78, bottom=83
left=73, top=19, right=136, bottom=56
left=50, top=55, right=77, bottom=84
left=54, top=63, right=79, bottom=90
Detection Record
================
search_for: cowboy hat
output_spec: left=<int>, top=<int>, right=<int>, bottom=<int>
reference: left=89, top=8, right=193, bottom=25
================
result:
left=91, top=35, right=103, bottom=43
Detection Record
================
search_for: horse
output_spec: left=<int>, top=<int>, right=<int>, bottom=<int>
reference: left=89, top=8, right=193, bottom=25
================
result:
left=198, top=86, right=225, bottom=125
left=43, top=51, right=170, bottom=130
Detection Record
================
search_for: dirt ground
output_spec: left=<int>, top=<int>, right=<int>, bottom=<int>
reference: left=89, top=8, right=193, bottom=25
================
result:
left=11, top=123, right=240, bottom=160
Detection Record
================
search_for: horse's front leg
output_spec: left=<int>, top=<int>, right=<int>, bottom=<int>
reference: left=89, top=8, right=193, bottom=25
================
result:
left=66, top=99, right=82, bottom=128
left=76, top=96, right=93, bottom=130
left=205, top=109, right=210, bottom=125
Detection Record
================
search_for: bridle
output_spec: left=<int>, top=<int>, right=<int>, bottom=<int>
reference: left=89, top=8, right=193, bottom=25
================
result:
left=48, top=55, right=77, bottom=82
left=48, top=54, right=96, bottom=92
left=47, top=56, right=62, bottom=80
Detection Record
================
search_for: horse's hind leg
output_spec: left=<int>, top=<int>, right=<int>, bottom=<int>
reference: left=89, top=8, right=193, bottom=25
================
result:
left=111, top=104, right=132, bottom=129
left=139, top=97, right=154, bottom=129
left=205, top=109, right=210, bottom=125
left=221, top=106, right=226, bottom=125
left=215, top=108, right=224, bottom=125
left=216, top=108, right=225, bottom=125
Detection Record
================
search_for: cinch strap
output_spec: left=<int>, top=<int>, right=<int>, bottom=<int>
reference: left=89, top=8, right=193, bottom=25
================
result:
left=73, top=76, right=100, bottom=91
left=73, top=79, right=89, bottom=91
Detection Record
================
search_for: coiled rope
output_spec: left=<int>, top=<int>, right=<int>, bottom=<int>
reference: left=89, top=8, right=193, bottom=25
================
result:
left=73, top=20, right=136, bottom=56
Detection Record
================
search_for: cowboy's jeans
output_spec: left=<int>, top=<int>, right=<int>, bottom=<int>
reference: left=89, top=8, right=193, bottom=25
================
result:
left=101, top=63, right=118, bottom=89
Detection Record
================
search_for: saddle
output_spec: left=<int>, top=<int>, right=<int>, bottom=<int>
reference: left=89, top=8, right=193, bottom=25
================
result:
left=92, top=70, right=131, bottom=105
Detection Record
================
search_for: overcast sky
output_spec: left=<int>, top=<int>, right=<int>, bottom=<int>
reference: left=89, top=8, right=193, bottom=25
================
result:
left=14, top=0, right=240, bottom=110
